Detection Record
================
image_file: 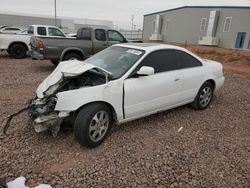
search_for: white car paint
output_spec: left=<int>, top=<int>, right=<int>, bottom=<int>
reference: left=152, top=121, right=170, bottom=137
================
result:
left=35, top=43, right=224, bottom=125
left=0, top=34, right=31, bottom=50
left=0, top=25, right=65, bottom=51
left=124, top=69, right=182, bottom=119
left=0, top=26, right=21, bottom=34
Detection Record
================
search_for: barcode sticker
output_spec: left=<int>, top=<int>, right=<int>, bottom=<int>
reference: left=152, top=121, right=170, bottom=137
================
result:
left=126, top=49, right=142, bottom=56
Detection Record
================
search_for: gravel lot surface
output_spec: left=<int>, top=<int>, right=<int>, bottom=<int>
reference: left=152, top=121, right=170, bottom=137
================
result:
left=0, top=52, right=249, bottom=187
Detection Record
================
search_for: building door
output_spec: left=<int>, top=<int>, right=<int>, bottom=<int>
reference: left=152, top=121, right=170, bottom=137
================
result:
left=235, top=32, right=246, bottom=48
left=248, top=38, right=250, bottom=49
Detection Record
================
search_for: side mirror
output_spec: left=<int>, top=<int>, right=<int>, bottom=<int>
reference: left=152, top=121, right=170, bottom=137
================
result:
left=137, top=66, right=155, bottom=76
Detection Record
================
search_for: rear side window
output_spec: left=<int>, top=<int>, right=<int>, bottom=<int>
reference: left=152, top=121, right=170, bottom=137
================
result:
left=138, top=50, right=179, bottom=73
left=95, top=29, right=106, bottom=41
left=37, top=27, right=46, bottom=36
left=48, top=27, right=65, bottom=37
left=28, top=26, right=34, bottom=34
left=176, top=50, right=202, bottom=68
left=78, top=28, right=91, bottom=40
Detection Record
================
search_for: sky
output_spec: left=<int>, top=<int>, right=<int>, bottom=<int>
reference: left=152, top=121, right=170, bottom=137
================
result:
left=0, top=0, right=249, bottom=29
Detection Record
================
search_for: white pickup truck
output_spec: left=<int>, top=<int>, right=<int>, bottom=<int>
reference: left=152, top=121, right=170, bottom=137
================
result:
left=0, top=25, right=66, bottom=58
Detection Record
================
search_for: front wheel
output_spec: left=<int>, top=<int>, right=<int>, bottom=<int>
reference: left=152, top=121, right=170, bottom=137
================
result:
left=63, top=53, right=83, bottom=61
left=74, top=103, right=112, bottom=147
left=191, top=82, right=214, bottom=110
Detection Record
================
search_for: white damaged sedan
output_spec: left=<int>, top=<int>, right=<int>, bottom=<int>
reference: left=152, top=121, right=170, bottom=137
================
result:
left=28, top=43, right=224, bottom=147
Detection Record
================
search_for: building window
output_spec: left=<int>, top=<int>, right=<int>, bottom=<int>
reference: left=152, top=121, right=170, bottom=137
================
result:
left=165, top=19, right=170, bottom=30
left=153, top=20, right=156, bottom=30
left=223, top=17, right=232, bottom=32
left=200, top=18, right=207, bottom=31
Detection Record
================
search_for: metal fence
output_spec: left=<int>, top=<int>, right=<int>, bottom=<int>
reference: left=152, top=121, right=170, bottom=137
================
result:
left=119, top=30, right=143, bottom=40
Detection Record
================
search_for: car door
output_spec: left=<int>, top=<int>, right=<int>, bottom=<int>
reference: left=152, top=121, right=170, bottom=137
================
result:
left=93, top=29, right=108, bottom=53
left=124, top=50, right=183, bottom=119
left=43, top=27, right=66, bottom=58
left=107, top=30, right=127, bottom=46
left=175, top=50, right=205, bottom=103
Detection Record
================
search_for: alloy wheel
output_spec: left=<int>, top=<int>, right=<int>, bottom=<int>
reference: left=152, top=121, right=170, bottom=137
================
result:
left=88, top=111, right=109, bottom=142
left=199, top=86, right=212, bottom=107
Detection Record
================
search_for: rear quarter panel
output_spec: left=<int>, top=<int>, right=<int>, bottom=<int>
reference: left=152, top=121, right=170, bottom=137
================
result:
left=203, top=60, right=225, bottom=91
left=0, top=34, right=30, bottom=50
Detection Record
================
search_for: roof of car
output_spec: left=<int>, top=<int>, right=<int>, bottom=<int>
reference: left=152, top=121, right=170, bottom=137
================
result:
left=31, top=25, right=59, bottom=28
left=115, top=43, right=185, bottom=52
left=1, top=26, right=20, bottom=29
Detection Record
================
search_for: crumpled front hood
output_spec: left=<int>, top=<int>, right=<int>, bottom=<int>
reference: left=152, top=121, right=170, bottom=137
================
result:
left=36, top=60, right=111, bottom=98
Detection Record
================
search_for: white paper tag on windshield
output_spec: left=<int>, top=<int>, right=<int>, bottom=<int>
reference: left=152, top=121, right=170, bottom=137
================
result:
left=126, top=49, right=142, bottom=56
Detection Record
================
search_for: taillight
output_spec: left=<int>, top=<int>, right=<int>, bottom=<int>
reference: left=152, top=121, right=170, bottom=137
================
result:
left=37, top=40, right=45, bottom=50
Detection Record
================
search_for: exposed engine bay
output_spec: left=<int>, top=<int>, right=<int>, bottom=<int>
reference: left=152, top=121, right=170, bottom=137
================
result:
left=28, top=70, right=107, bottom=136
left=3, top=61, right=110, bottom=136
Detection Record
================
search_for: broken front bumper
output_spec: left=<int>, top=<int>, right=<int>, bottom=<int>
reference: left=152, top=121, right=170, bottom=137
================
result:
left=28, top=96, right=70, bottom=136
left=32, top=113, right=62, bottom=135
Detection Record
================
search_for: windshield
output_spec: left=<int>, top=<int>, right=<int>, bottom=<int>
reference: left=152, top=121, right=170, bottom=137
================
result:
left=86, top=46, right=145, bottom=79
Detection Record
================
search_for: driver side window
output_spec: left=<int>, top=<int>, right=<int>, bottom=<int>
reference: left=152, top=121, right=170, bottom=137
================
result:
left=136, top=50, right=179, bottom=74
left=108, top=30, right=125, bottom=42
left=48, top=27, right=65, bottom=37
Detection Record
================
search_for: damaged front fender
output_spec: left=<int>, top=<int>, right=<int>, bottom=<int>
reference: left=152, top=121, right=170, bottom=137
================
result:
left=4, top=60, right=115, bottom=136
left=36, top=60, right=112, bottom=98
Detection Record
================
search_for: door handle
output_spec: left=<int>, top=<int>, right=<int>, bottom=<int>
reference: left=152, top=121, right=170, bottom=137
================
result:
left=103, top=43, right=107, bottom=46
left=174, top=78, right=180, bottom=82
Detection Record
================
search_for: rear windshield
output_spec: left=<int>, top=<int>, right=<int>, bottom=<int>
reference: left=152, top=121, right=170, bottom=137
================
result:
left=77, top=28, right=91, bottom=40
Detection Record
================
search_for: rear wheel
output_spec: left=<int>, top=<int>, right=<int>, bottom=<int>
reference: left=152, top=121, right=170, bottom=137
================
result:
left=63, top=53, right=83, bottom=61
left=74, top=103, right=112, bottom=147
left=9, top=44, right=27, bottom=59
left=191, top=82, right=214, bottom=110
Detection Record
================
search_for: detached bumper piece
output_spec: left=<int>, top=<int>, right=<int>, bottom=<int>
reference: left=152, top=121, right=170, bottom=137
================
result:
left=32, top=113, right=63, bottom=137
left=28, top=96, right=68, bottom=137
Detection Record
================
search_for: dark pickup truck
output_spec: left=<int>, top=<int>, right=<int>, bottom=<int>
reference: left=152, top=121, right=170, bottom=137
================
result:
left=30, top=27, right=128, bottom=65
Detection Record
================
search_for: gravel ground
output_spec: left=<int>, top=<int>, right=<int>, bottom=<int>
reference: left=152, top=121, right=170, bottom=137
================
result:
left=0, top=53, right=249, bottom=187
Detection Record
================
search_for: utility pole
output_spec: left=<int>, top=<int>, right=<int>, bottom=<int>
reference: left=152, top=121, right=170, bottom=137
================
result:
left=54, top=0, right=57, bottom=27
left=131, top=15, right=134, bottom=40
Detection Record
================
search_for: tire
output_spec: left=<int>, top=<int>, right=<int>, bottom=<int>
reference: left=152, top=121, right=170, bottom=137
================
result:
left=191, top=82, right=214, bottom=110
left=74, top=103, right=112, bottom=147
left=9, top=44, right=27, bottom=59
left=50, top=59, right=59, bottom=66
left=63, top=53, right=83, bottom=61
